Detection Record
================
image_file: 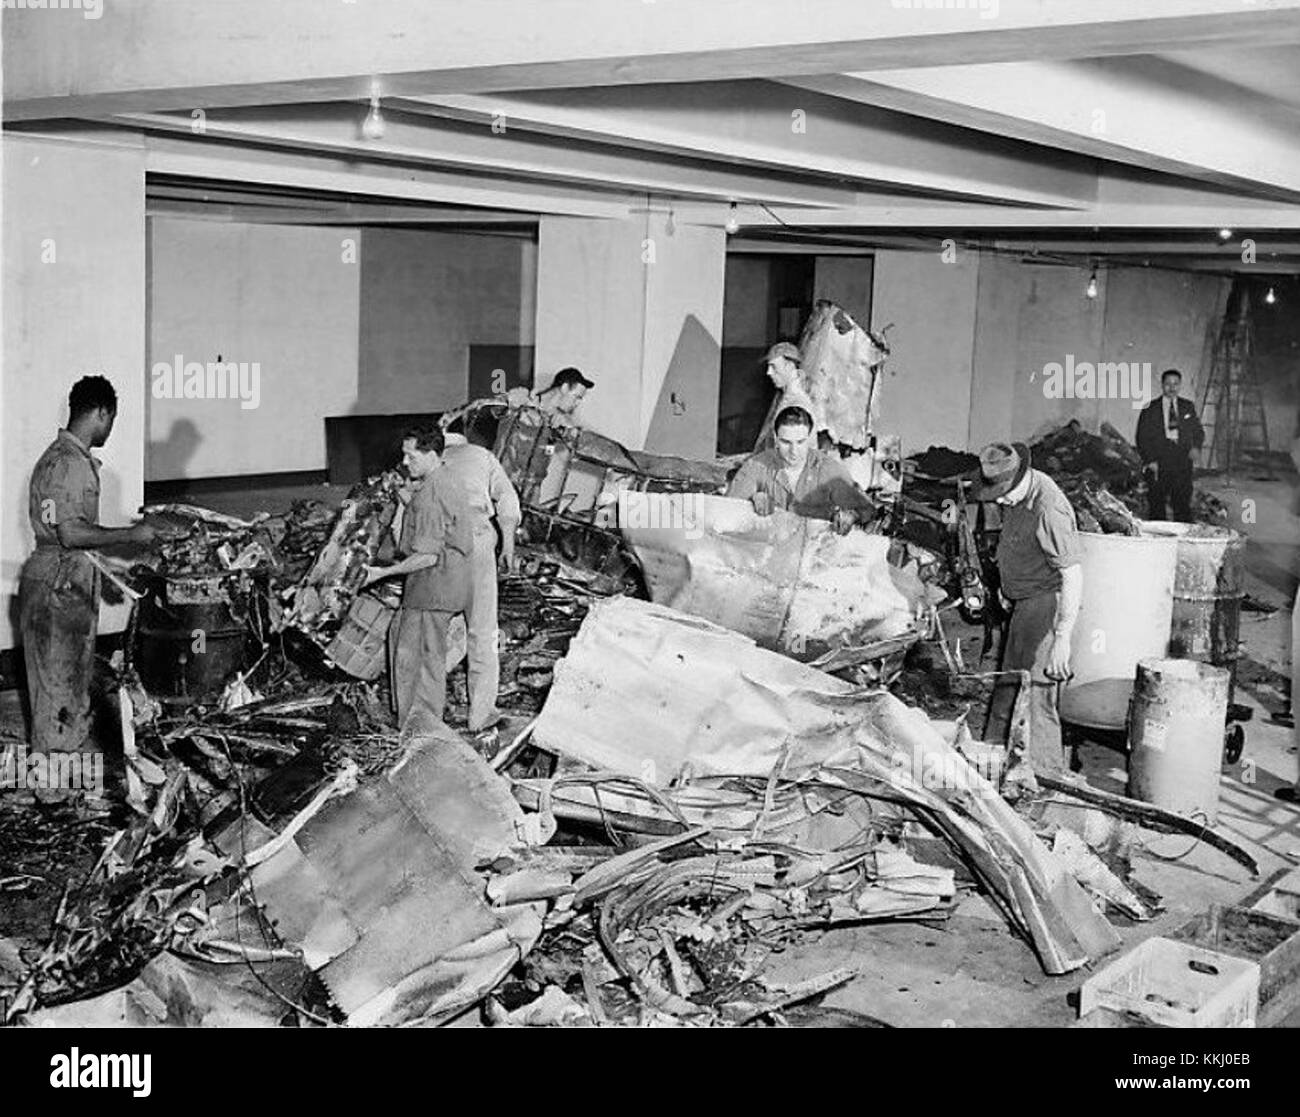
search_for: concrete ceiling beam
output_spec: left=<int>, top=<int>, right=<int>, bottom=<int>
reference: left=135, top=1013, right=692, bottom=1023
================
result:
left=789, top=54, right=1300, bottom=201
left=12, top=0, right=1294, bottom=119
left=402, top=83, right=1097, bottom=209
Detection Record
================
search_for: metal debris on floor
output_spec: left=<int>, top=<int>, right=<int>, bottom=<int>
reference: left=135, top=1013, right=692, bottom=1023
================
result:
left=1027, top=420, right=1229, bottom=532
left=0, top=425, right=1282, bottom=1030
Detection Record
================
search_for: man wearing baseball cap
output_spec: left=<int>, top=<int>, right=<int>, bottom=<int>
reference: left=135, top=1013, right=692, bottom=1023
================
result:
left=506, top=367, right=594, bottom=430
left=973, top=441, right=1082, bottom=778
left=754, top=341, right=823, bottom=450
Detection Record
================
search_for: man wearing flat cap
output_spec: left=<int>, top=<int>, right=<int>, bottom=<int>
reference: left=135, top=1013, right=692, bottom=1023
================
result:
left=973, top=442, right=1082, bottom=778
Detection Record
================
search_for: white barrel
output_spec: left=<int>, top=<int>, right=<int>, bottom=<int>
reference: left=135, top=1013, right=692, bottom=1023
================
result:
left=1060, top=531, right=1177, bottom=729
left=1128, top=658, right=1229, bottom=825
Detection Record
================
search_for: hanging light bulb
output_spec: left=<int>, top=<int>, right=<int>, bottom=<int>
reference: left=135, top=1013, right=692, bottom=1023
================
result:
left=1265, top=285, right=1277, bottom=305
left=361, top=94, right=385, bottom=141
left=1217, top=227, right=1233, bottom=241
left=1085, top=266, right=1099, bottom=299
left=724, top=203, right=740, bottom=236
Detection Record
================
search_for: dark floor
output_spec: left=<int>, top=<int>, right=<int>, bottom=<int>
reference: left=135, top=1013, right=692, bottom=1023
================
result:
left=3, top=467, right=1299, bottom=1027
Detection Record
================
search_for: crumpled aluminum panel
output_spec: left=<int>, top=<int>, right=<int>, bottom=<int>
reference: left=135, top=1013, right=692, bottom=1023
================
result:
left=619, top=491, right=916, bottom=660
left=797, top=301, right=887, bottom=451
left=532, top=597, right=1119, bottom=975
left=251, top=729, right=542, bottom=1026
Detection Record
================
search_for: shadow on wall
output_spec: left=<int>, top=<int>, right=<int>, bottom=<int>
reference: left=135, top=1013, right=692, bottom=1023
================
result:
left=147, top=419, right=202, bottom=482
left=5, top=555, right=25, bottom=691
left=645, top=314, right=721, bottom=459
left=717, top=347, right=775, bottom=454
left=4, top=450, right=36, bottom=660
left=4, top=439, right=36, bottom=689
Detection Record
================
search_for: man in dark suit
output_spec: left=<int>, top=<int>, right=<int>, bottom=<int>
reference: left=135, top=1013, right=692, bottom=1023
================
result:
left=1135, top=368, right=1204, bottom=522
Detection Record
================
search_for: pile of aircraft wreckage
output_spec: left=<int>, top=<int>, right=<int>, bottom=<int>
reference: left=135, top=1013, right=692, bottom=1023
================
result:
left=5, top=567, right=1256, bottom=1027
left=0, top=304, right=1259, bottom=1028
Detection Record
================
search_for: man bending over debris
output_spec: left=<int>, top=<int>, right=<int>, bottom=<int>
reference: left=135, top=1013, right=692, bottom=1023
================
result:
left=506, top=366, right=594, bottom=430
left=974, top=442, right=1082, bottom=778
left=726, top=405, right=874, bottom=534
left=440, top=412, right=521, bottom=748
left=362, top=426, right=473, bottom=736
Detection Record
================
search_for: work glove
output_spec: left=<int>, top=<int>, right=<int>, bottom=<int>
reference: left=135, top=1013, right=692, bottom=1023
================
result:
left=751, top=491, right=773, bottom=516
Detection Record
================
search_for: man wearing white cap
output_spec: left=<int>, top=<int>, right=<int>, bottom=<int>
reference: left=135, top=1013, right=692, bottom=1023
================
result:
left=974, top=442, right=1083, bottom=778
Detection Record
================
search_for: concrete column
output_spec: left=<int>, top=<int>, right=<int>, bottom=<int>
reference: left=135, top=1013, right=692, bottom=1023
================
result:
left=534, top=214, right=724, bottom=457
left=871, top=249, right=979, bottom=455
left=2, top=134, right=147, bottom=647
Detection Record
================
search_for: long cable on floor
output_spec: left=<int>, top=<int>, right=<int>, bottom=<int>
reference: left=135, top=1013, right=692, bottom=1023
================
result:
left=1132, top=809, right=1212, bottom=864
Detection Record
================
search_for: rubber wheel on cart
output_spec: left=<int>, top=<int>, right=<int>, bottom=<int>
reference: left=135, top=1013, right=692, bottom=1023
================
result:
left=1223, top=723, right=1245, bottom=766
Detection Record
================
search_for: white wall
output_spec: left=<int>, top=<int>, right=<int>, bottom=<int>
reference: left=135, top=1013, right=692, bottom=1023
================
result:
left=641, top=221, right=726, bottom=457
left=535, top=216, right=649, bottom=448
left=1097, top=267, right=1227, bottom=436
left=148, top=224, right=538, bottom=479
left=147, top=217, right=361, bottom=479
left=1007, top=263, right=1109, bottom=440
left=871, top=249, right=981, bottom=454
left=357, top=229, right=536, bottom=413
left=2, top=134, right=147, bottom=647
left=535, top=214, right=725, bottom=457
left=872, top=249, right=1231, bottom=451
left=967, top=253, right=1022, bottom=449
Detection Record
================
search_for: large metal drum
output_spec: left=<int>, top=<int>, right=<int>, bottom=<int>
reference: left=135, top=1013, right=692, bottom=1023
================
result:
left=134, top=573, right=252, bottom=701
left=1128, top=657, right=1230, bottom=824
left=1142, top=521, right=1244, bottom=677
left=1061, top=531, right=1177, bottom=730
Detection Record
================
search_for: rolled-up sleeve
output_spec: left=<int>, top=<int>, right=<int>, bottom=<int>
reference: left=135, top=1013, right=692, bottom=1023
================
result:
left=52, top=458, right=95, bottom=525
left=38, top=452, right=99, bottom=546
left=488, top=458, right=521, bottom=532
left=1036, top=499, right=1081, bottom=570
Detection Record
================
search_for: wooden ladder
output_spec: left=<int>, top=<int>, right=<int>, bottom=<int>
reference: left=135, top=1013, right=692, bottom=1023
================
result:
left=1199, top=296, right=1275, bottom=481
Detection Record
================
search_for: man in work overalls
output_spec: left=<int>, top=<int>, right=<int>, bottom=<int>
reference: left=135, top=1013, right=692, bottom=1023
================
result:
left=20, top=375, right=164, bottom=757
